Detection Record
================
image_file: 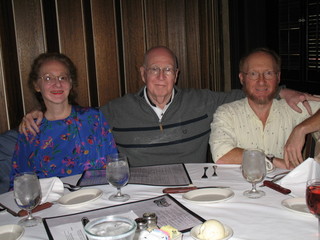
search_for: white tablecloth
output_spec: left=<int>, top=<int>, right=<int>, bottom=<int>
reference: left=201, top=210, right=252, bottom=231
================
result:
left=0, top=163, right=318, bottom=240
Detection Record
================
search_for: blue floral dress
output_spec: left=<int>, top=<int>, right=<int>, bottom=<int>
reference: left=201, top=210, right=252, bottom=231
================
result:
left=10, top=106, right=117, bottom=183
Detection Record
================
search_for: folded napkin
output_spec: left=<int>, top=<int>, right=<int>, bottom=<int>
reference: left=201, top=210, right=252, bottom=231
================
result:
left=40, top=177, right=64, bottom=204
left=279, top=158, right=320, bottom=197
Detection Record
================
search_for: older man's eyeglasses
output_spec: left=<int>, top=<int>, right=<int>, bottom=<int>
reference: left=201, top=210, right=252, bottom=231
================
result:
left=242, top=71, right=278, bottom=80
left=39, top=73, right=71, bottom=85
left=146, top=67, right=176, bottom=76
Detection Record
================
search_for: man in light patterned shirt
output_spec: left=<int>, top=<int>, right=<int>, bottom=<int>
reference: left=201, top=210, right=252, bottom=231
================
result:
left=209, top=48, right=320, bottom=169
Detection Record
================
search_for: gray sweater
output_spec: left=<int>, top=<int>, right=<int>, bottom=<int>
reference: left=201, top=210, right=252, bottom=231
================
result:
left=101, top=87, right=244, bottom=166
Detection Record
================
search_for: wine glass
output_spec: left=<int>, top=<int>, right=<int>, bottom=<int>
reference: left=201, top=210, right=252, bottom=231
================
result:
left=242, top=149, right=266, bottom=198
left=106, top=153, right=130, bottom=202
left=306, top=178, right=320, bottom=238
left=14, top=172, right=42, bottom=227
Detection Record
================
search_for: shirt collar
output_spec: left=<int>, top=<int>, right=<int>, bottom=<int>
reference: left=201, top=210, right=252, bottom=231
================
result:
left=143, top=87, right=175, bottom=107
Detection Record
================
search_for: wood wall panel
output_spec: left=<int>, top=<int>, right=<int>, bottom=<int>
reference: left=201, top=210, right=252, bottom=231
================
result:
left=56, top=0, right=90, bottom=107
left=121, top=0, right=145, bottom=93
left=144, top=0, right=168, bottom=47
left=198, top=0, right=211, bottom=89
left=91, top=0, right=120, bottom=106
left=12, top=0, right=45, bottom=114
left=185, top=0, right=201, bottom=88
left=0, top=0, right=229, bottom=133
left=0, top=42, right=8, bottom=131
left=167, top=0, right=187, bottom=88
left=0, top=0, right=18, bottom=130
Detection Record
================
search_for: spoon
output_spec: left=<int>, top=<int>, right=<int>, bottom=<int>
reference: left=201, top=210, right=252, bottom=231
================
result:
left=212, top=165, right=218, bottom=177
left=63, top=183, right=82, bottom=191
left=201, top=167, right=208, bottom=178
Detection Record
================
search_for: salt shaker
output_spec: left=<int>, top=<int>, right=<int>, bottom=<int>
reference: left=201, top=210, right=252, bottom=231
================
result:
left=143, top=212, right=159, bottom=230
left=134, top=218, right=148, bottom=240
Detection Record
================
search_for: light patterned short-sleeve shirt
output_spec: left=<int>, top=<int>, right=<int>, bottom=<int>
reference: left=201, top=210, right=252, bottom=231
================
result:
left=209, top=98, right=320, bottom=162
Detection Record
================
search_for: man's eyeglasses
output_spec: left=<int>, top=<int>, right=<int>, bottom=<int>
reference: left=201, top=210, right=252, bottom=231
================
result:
left=242, top=71, right=278, bottom=80
left=146, top=67, right=176, bottom=76
left=39, top=73, right=71, bottom=85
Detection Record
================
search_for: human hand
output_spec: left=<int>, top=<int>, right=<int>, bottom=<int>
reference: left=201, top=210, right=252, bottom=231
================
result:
left=279, top=88, right=320, bottom=115
left=19, top=110, right=43, bottom=137
left=273, top=158, right=294, bottom=170
left=283, top=127, right=305, bottom=168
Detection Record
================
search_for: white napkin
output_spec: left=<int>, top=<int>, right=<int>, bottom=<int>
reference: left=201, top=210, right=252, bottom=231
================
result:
left=40, top=177, right=64, bottom=204
left=278, top=158, right=320, bottom=197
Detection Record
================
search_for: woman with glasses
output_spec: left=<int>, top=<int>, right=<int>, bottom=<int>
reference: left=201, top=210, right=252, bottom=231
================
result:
left=10, top=53, right=117, bottom=184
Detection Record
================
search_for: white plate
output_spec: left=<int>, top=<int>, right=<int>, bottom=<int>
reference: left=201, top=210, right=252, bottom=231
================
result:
left=182, top=188, right=234, bottom=204
left=58, top=188, right=103, bottom=207
left=190, top=223, right=233, bottom=240
left=281, top=197, right=312, bottom=216
left=0, top=224, right=24, bottom=240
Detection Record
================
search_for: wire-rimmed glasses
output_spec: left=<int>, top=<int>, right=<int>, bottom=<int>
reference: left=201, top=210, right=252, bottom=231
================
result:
left=39, top=73, right=71, bottom=85
left=242, top=71, right=278, bottom=80
left=146, top=66, right=177, bottom=76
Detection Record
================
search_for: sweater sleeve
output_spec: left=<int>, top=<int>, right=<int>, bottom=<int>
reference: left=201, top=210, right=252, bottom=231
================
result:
left=100, top=102, right=115, bottom=129
left=207, top=89, right=245, bottom=109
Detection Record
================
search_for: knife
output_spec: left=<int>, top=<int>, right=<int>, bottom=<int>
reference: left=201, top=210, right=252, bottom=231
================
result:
left=162, top=186, right=230, bottom=194
left=18, top=202, right=53, bottom=217
left=0, top=202, right=18, bottom=217
left=263, top=180, right=291, bottom=195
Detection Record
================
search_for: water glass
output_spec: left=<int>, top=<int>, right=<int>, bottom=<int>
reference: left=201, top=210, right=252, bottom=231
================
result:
left=14, top=172, right=42, bottom=227
left=242, top=149, right=266, bottom=198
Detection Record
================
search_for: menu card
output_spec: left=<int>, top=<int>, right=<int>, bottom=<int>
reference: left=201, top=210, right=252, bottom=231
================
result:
left=77, top=163, right=192, bottom=186
left=43, top=194, right=204, bottom=240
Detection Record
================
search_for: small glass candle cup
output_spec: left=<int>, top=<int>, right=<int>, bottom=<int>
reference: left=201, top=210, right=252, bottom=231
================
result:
left=84, top=216, right=137, bottom=240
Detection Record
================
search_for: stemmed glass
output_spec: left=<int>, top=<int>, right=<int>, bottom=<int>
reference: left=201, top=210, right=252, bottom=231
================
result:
left=106, top=153, right=130, bottom=202
left=14, top=172, right=42, bottom=227
left=306, top=178, right=320, bottom=239
left=242, top=149, right=266, bottom=198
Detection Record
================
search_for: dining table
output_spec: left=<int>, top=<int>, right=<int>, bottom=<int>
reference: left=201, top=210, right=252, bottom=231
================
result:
left=0, top=163, right=318, bottom=240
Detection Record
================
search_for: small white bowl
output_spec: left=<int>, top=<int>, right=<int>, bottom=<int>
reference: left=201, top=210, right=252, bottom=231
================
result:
left=190, top=223, right=233, bottom=240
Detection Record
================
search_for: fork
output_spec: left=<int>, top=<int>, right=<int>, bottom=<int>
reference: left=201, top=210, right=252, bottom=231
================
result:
left=266, top=171, right=290, bottom=179
left=260, top=174, right=287, bottom=187
left=201, top=167, right=208, bottom=178
left=212, top=165, right=218, bottom=177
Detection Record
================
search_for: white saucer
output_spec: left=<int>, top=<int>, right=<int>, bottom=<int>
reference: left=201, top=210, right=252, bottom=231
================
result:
left=281, top=197, right=312, bottom=216
left=182, top=188, right=234, bottom=204
left=58, top=188, right=103, bottom=207
left=190, top=223, right=233, bottom=240
left=0, top=224, right=24, bottom=240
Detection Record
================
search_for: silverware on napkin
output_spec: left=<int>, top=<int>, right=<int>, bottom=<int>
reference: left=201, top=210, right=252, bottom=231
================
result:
left=162, top=186, right=230, bottom=193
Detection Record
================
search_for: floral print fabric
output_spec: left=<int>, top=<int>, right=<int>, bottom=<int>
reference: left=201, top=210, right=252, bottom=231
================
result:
left=10, top=106, right=117, bottom=182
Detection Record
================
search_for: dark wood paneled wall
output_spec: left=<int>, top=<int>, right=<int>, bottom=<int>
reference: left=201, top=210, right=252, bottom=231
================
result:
left=0, top=0, right=229, bottom=133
